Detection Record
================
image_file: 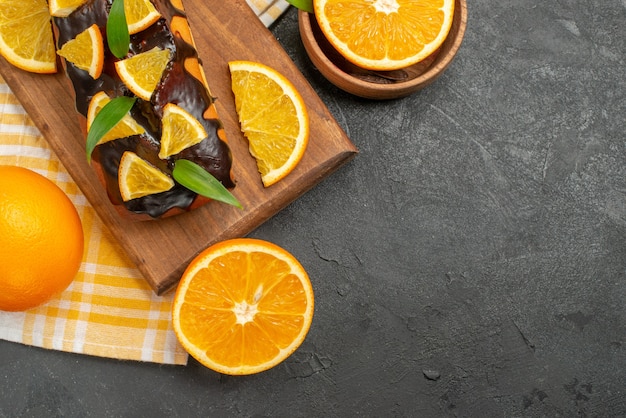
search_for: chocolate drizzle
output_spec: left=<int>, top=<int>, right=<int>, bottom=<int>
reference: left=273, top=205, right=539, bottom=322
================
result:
left=54, top=0, right=234, bottom=219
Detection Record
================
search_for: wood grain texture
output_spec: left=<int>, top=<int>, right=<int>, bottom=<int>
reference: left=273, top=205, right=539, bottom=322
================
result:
left=0, top=0, right=357, bottom=295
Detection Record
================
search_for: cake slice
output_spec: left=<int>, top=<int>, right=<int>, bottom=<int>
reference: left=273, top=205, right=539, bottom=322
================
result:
left=53, top=0, right=235, bottom=220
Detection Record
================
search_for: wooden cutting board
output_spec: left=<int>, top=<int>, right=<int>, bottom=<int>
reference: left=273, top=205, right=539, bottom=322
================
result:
left=0, top=0, right=357, bottom=295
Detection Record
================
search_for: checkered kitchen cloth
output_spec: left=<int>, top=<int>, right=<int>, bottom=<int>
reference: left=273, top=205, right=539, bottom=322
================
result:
left=0, top=0, right=291, bottom=366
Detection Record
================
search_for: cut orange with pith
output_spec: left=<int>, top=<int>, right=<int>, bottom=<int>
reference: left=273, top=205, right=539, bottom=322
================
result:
left=87, top=91, right=145, bottom=144
left=172, top=238, right=314, bottom=375
left=125, top=0, right=162, bottom=35
left=49, top=0, right=87, bottom=17
left=57, top=24, right=104, bottom=79
left=228, top=61, right=309, bottom=187
left=115, top=47, right=171, bottom=101
left=314, top=0, right=455, bottom=71
left=118, top=151, right=174, bottom=201
left=0, top=0, right=57, bottom=74
left=159, top=103, right=207, bottom=159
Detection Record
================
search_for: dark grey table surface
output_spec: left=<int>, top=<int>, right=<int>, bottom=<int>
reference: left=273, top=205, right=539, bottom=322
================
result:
left=1, top=2, right=624, bottom=417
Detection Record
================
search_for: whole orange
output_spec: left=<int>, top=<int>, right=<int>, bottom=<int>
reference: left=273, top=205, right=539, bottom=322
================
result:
left=0, top=166, right=84, bottom=311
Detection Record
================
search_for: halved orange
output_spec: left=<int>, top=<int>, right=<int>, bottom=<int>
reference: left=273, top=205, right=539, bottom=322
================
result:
left=115, top=47, right=171, bottom=101
left=57, top=24, right=104, bottom=79
left=118, top=151, right=174, bottom=201
left=228, top=61, right=309, bottom=187
left=172, top=238, right=314, bottom=375
left=49, top=0, right=87, bottom=17
left=0, top=0, right=57, bottom=74
left=158, top=103, right=207, bottom=159
left=314, top=0, right=455, bottom=71
left=125, top=0, right=162, bottom=35
left=86, top=91, right=145, bottom=144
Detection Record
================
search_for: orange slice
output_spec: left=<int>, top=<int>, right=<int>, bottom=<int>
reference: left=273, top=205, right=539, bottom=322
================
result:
left=158, top=103, right=207, bottom=159
left=125, top=0, right=162, bottom=35
left=115, top=47, right=171, bottom=101
left=57, top=24, right=104, bottom=79
left=0, top=0, right=57, bottom=74
left=118, top=151, right=174, bottom=201
left=172, top=238, right=315, bottom=375
left=228, top=61, right=309, bottom=187
left=86, top=91, right=145, bottom=144
left=314, top=0, right=455, bottom=71
left=49, top=0, right=87, bottom=17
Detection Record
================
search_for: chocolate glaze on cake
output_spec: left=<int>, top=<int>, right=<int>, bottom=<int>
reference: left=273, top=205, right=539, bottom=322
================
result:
left=53, top=0, right=234, bottom=220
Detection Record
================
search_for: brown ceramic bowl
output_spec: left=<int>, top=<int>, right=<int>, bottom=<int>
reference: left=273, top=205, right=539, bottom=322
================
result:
left=298, top=0, right=468, bottom=100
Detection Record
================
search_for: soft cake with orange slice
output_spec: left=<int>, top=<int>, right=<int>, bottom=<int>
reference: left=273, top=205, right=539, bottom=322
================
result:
left=49, top=0, right=87, bottom=18
left=56, top=24, right=104, bottom=79
left=52, top=0, right=235, bottom=220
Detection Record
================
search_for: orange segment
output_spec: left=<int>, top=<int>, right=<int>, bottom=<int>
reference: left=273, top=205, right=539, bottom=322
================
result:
left=49, top=0, right=87, bottom=17
left=86, top=91, right=145, bottom=144
left=228, top=61, right=309, bottom=187
left=0, top=0, right=57, bottom=74
left=57, top=24, right=104, bottom=79
left=158, top=103, right=207, bottom=159
left=125, top=0, right=162, bottom=35
left=115, top=47, right=171, bottom=101
left=172, top=238, right=314, bottom=375
left=118, top=151, right=174, bottom=201
left=314, top=0, right=455, bottom=71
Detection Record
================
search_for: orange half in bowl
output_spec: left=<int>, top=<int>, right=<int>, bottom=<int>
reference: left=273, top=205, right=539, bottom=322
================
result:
left=298, top=0, right=468, bottom=100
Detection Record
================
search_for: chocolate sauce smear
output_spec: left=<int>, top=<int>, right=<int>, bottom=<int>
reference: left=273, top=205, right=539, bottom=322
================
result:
left=54, top=0, right=234, bottom=219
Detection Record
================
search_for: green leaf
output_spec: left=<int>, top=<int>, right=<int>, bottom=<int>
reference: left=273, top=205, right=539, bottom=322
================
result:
left=85, top=96, right=136, bottom=162
left=285, top=0, right=314, bottom=13
left=173, top=159, right=242, bottom=209
left=107, top=0, right=130, bottom=58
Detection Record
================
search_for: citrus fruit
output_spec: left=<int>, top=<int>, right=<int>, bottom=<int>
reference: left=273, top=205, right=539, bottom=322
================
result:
left=87, top=91, right=145, bottom=144
left=158, top=103, right=207, bottom=159
left=172, top=238, right=314, bottom=375
left=49, top=0, right=87, bottom=17
left=0, top=166, right=84, bottom=312
left=228, top=61, right=309, bottom=187
left=57, top=24, right=104, bottom=79
left=115, top=47, right=171, bottom=101
left=314, top=0, right=455, bottom=71
left=118, top=151, right=174, bottom=201
left=125, top=0, right=162, bottom=34
left=0, top=0, right=57, bottom=73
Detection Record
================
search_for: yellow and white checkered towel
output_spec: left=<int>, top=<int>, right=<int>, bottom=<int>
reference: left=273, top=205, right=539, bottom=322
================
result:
left=246, top=0, right=291, bottom=27
left=0, top=1, right=290, bottom=366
